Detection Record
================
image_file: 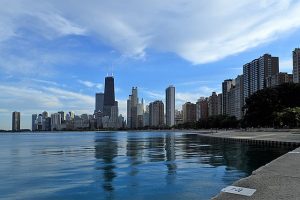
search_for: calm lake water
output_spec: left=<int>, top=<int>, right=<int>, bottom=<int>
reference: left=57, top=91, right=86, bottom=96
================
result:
left=0, top=131, right=293, bottom=200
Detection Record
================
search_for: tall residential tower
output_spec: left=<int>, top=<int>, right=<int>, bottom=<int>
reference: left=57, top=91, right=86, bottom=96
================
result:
left=166, top=86, right=175, bottom=127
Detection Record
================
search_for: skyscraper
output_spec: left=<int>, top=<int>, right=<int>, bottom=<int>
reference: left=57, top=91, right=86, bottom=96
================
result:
left=293, top=48, right=300, bottom=83
left=103, top=76, right=115, bottom=117
left=127, top=87, right=141, bottom=129
left=166, top=86, right=175, bottom=127
left=95, top=93, right=104, bottom=113
left=12, top=111, right=20, bottom=132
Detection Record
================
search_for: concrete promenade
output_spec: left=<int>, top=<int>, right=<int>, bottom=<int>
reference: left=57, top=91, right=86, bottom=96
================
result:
left=194, top=129, right=300, bottom=147
left=196, top=130, right=300, bottom=200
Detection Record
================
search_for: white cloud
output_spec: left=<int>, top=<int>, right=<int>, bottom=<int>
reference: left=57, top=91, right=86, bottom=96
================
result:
left=1, top=1, right=300, bottom=64
left=78, top=80, right=103, bottom=89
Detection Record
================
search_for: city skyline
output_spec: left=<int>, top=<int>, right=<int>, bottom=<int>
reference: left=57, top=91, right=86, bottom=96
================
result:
left=1, top=1, right=300, bottom=129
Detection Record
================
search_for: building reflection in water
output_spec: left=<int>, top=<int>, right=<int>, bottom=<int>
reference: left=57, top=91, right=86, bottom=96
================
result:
left=147, top=136, right=165, bottom=162
left=94, top=133, right=118, bottom=193
left=126, top=134, right=144, bottom=177
left=165, top=133, right=177, bottom=184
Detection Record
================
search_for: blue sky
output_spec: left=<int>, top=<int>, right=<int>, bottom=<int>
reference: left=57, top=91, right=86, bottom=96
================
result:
left=0, top=0, right=299, bottom=130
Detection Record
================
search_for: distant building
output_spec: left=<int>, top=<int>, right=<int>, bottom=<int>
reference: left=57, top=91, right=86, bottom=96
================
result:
left=266, top=72, right=293, bottom=88
left=208, top=92, right=218, bottom=117
left=32, top=114, right=37, bottom=131
left=293, top=48, right=300, bottom=83
left=12, top=111, right=20, bottom=132
left=51, top=113, right=61, bottom=131
left=166, top=86, right=175, bottom=127
left=217, top=93, right=222, bottom=115
left=143, top=105, right=150, bottom=127
left=175, top=110, right=183, bottom=125
left=182, top=102, right=196, bottom=123
left=222, top=79, right=234, bottom=115
left=196, top=97, right=208, bottom=120
left=95, top=93, right=104, bottom=113
left=149, top=100, right=164, bottom=127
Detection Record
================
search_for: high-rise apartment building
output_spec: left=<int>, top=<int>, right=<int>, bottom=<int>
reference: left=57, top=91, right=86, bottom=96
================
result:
left=222, top=79, right=234, bottom=115
left=182, top=102, right=196, bottom=123
left=103, top=76, right=115, bottom=117
left=208, top=92, right=218, bottom=117
left=165, top=86, right=175, bottom=127
left=293, top=48, right=300, bottom=83
left=95, top=93, right=104, bottom=113
left=149, top=100, right=164, bottom=127
left=12, top=111, right=20, bottom=132
left=217, top=93, right=222, bottom=115
left=196, top=97, right=208, bottom=120
left=243, top=54, right=279, bottom=103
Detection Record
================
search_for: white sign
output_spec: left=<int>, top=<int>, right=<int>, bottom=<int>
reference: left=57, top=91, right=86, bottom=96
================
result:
left=221, top=186, right=256, bottom=196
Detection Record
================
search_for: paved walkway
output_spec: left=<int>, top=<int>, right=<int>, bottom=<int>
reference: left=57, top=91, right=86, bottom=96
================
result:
left=213, top=147, right=300, bottom=199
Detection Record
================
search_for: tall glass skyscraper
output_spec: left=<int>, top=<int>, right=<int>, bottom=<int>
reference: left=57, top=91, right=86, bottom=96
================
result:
left=103, top=76, right=115, bottom=117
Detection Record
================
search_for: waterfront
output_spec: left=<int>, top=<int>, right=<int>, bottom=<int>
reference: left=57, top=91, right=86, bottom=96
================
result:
left=0, top=131, right=294, bottom=200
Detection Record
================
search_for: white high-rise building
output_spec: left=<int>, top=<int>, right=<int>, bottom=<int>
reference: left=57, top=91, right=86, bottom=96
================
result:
left=165, top=86, right=175, bottom=127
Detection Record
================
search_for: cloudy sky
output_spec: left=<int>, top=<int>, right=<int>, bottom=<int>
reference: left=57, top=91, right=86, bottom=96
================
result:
left=0, top=0, right=299, bottom=130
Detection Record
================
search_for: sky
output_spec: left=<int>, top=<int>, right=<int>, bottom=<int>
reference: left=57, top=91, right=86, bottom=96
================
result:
left=0, top=0, right=300, bottom=130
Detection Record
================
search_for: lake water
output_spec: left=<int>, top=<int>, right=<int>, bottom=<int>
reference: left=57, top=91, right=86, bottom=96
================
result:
left=0, top=131, right=293, bottom=200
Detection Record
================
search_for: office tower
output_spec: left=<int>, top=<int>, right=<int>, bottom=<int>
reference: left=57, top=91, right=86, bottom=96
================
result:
left=266, top=72, right=293, bottom=88
left=32, top=114, right=37, bottom=131
left=208, top=92, right=218, bottom=117
left=69, top=111, right=75, bottom=120
left=243, top=54, right=279, bottom=103
left=149, top=100, right=164, bottom=127
left=127, top=87, right=139, bottom=129
left=110, top=101, right=119, bottom=125
left=37, top=114, right=43, bottom=130
left=12, top=111, right=20, bottom=132
left=95, top=93, right=104, bottom=112
left=143, top=105, right=150, bottom=127
left=166, top=86, right=175, bottom=127
left=293, top=48, right=300, bottom=83
left=182, top=102, right=196, bottom=123
left=196, top=97, right=208, bottom=120
left=222, top=79, right=234, bottom=115
left=131, top=87, right=138, bottom=128
left=103, top=76, right=115, bottom=117
left=127, top=95, right=132, bottom=128
left=217, top=93, right=223, bottom=115
left=51, top=113, right=62, bottom=131
left=137, top=99, right=144, bottom=128
left=58, top=111, right=66, bottom=123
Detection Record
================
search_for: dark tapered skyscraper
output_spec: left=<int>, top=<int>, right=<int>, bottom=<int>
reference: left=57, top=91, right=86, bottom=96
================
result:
left=103, top=76, right=115, bottom=117
left=12, top=111, right=21, bottom=132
